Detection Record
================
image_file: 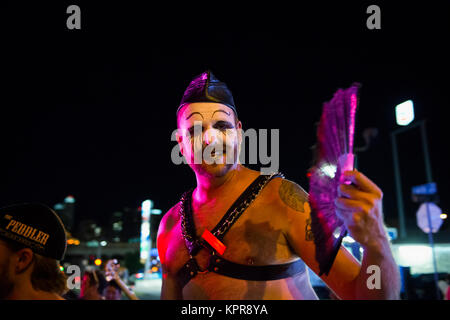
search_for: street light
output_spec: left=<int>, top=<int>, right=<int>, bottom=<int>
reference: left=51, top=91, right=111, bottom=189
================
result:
left=391, top=116, right=434, bottom=239
left=391, top=100, right=442, bottom=298
left=391, top=100, right=418, bottom=238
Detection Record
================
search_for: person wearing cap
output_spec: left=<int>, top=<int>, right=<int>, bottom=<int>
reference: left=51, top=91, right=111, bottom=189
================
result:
left=0, top=203, right=68, bottom=300
left=157, top=71, right=400, bottom=300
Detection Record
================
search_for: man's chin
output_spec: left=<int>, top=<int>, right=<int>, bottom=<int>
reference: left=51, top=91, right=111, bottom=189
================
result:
left=193, top=162, right=235, bottom=178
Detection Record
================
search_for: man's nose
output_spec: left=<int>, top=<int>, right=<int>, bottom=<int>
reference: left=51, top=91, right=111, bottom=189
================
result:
left=203, top=128, right=219, bottom=145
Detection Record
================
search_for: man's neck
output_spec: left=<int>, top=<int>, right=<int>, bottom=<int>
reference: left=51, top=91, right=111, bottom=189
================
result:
left=8, top=283, right=64, bottom=300
left=193, top=164, right=246, bottom=205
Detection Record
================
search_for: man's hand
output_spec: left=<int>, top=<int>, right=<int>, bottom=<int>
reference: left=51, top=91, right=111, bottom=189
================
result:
left=335, top=170, right=388, bottom=249
left=105, top=259, right=120, bottom=282
left=334, top=170, right=400, bottom=299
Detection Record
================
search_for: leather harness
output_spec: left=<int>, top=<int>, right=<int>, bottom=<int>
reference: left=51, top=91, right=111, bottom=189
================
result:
left=176, top=172, right=307, bottom=288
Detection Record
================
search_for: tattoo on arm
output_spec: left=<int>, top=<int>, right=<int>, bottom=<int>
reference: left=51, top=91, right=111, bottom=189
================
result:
left=279, top=180, right=314, bottom=241
left=279, top=180, right=309, bottom=212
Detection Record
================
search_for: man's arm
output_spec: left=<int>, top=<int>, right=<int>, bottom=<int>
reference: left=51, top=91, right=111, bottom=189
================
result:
left=278, top=179, right=360, bottom=299
left=113, top=276, right=139, bottom=300
left=157, top=207, right=183, bottom=300
left=160, top=267, right=183, bottom=300
left=278, top=175, right=400, bottom=300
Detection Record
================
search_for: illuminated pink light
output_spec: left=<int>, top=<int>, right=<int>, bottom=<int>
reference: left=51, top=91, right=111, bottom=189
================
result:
left=349, top=93, right=357, bottom=152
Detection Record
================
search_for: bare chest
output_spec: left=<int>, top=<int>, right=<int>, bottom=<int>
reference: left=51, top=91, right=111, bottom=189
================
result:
left=164, top=195, right=293, bottom=276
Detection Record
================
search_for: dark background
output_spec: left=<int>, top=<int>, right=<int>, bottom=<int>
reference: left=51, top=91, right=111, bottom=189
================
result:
left=1, top=2, right=449, bottom=242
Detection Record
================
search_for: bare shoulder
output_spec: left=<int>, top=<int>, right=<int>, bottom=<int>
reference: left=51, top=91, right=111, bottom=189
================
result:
left=158, top=202, right=182, bottom=237
left=264, top=177, right=309, bottom=213
left=157, top=202, right=182, bottom=264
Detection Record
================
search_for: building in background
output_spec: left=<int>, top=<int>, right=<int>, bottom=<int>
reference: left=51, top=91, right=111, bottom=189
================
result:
left=103, top=206, right=142, bottom=244
left=63, top=202, right=162, bottom=280
left=54, top=195, right=76, bottom=232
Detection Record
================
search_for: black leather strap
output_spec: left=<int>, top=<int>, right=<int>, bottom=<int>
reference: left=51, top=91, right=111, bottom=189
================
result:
left=208, top=256, right=306, bottom=282
left=176, top=255, right=307, bottom=288
left=176, top=257, right=204, bottom=288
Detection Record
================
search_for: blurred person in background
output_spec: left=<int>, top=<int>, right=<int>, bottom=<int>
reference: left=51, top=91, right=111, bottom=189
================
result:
left=79, top=269, right=107, bottom=300
left=103, top=280, right=123, bottom=300
left=104, top=259, right=139, bottom=300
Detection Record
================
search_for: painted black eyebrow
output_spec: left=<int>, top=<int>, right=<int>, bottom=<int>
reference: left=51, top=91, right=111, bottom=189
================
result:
left=185, top=112, right=204, bottom=120
left=212, top=109, right=231, bottom=117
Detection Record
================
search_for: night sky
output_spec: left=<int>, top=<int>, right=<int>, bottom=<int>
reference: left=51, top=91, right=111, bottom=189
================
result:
left=1, top=3, right=449, bottom=242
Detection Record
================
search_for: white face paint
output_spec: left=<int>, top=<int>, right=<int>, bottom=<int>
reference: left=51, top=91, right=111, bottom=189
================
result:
left=176, top=103, right=242, bottom=177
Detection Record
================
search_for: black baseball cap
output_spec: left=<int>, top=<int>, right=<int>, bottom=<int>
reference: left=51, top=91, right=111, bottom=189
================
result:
left=0, top=203, right=67, bottom=260
left=177, top=70, right=237, bottom=118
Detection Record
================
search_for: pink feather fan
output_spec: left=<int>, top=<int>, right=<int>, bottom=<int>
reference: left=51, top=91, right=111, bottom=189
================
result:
left=308, top=83, right=361, bottom=276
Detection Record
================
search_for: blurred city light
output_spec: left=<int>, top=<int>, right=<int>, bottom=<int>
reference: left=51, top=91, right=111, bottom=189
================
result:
left=395, top=100, right=414, bottom=126
left=54, top=203, right=64, bottom=210
left=140, top=199, right=152, bottom=263
left=67, top=237, right=80, bottom=246
left=386, top=227, right=398, bottom=241
left=64, top=195, right=76, bottom=203
left=398, top=245, right=432, bottom=266
left=142, top=200, right=153, bottom=212
left=440, top=213, right=447, bottom=219
left=94, top=258, right=102, bottom=266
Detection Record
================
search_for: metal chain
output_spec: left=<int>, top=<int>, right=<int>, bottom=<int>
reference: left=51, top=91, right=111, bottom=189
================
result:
left=179, top=190, right=195, bottom=248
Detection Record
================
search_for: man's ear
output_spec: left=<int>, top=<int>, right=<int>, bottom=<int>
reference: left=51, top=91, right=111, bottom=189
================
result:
left=236, top=120, right=243, bottom=144
left=235, top=120, right=243, bottom=161
left=14, top=248, right=34, bottom=274
left=175, top=129, right=185, bottom=156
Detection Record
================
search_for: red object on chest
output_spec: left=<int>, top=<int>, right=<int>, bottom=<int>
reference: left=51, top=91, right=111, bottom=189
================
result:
left=201, top=229, right=226, bottom=255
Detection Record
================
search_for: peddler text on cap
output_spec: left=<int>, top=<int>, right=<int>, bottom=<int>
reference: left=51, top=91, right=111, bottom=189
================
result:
left=3, top=215, right=50, bottom=246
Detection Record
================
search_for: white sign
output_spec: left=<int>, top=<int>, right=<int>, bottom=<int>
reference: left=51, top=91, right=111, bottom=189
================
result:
left=416, top=202, right=443, bottom=233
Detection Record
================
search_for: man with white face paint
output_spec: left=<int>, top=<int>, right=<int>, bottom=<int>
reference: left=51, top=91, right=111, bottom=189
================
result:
left=157, top=71, right=400, bottom=300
